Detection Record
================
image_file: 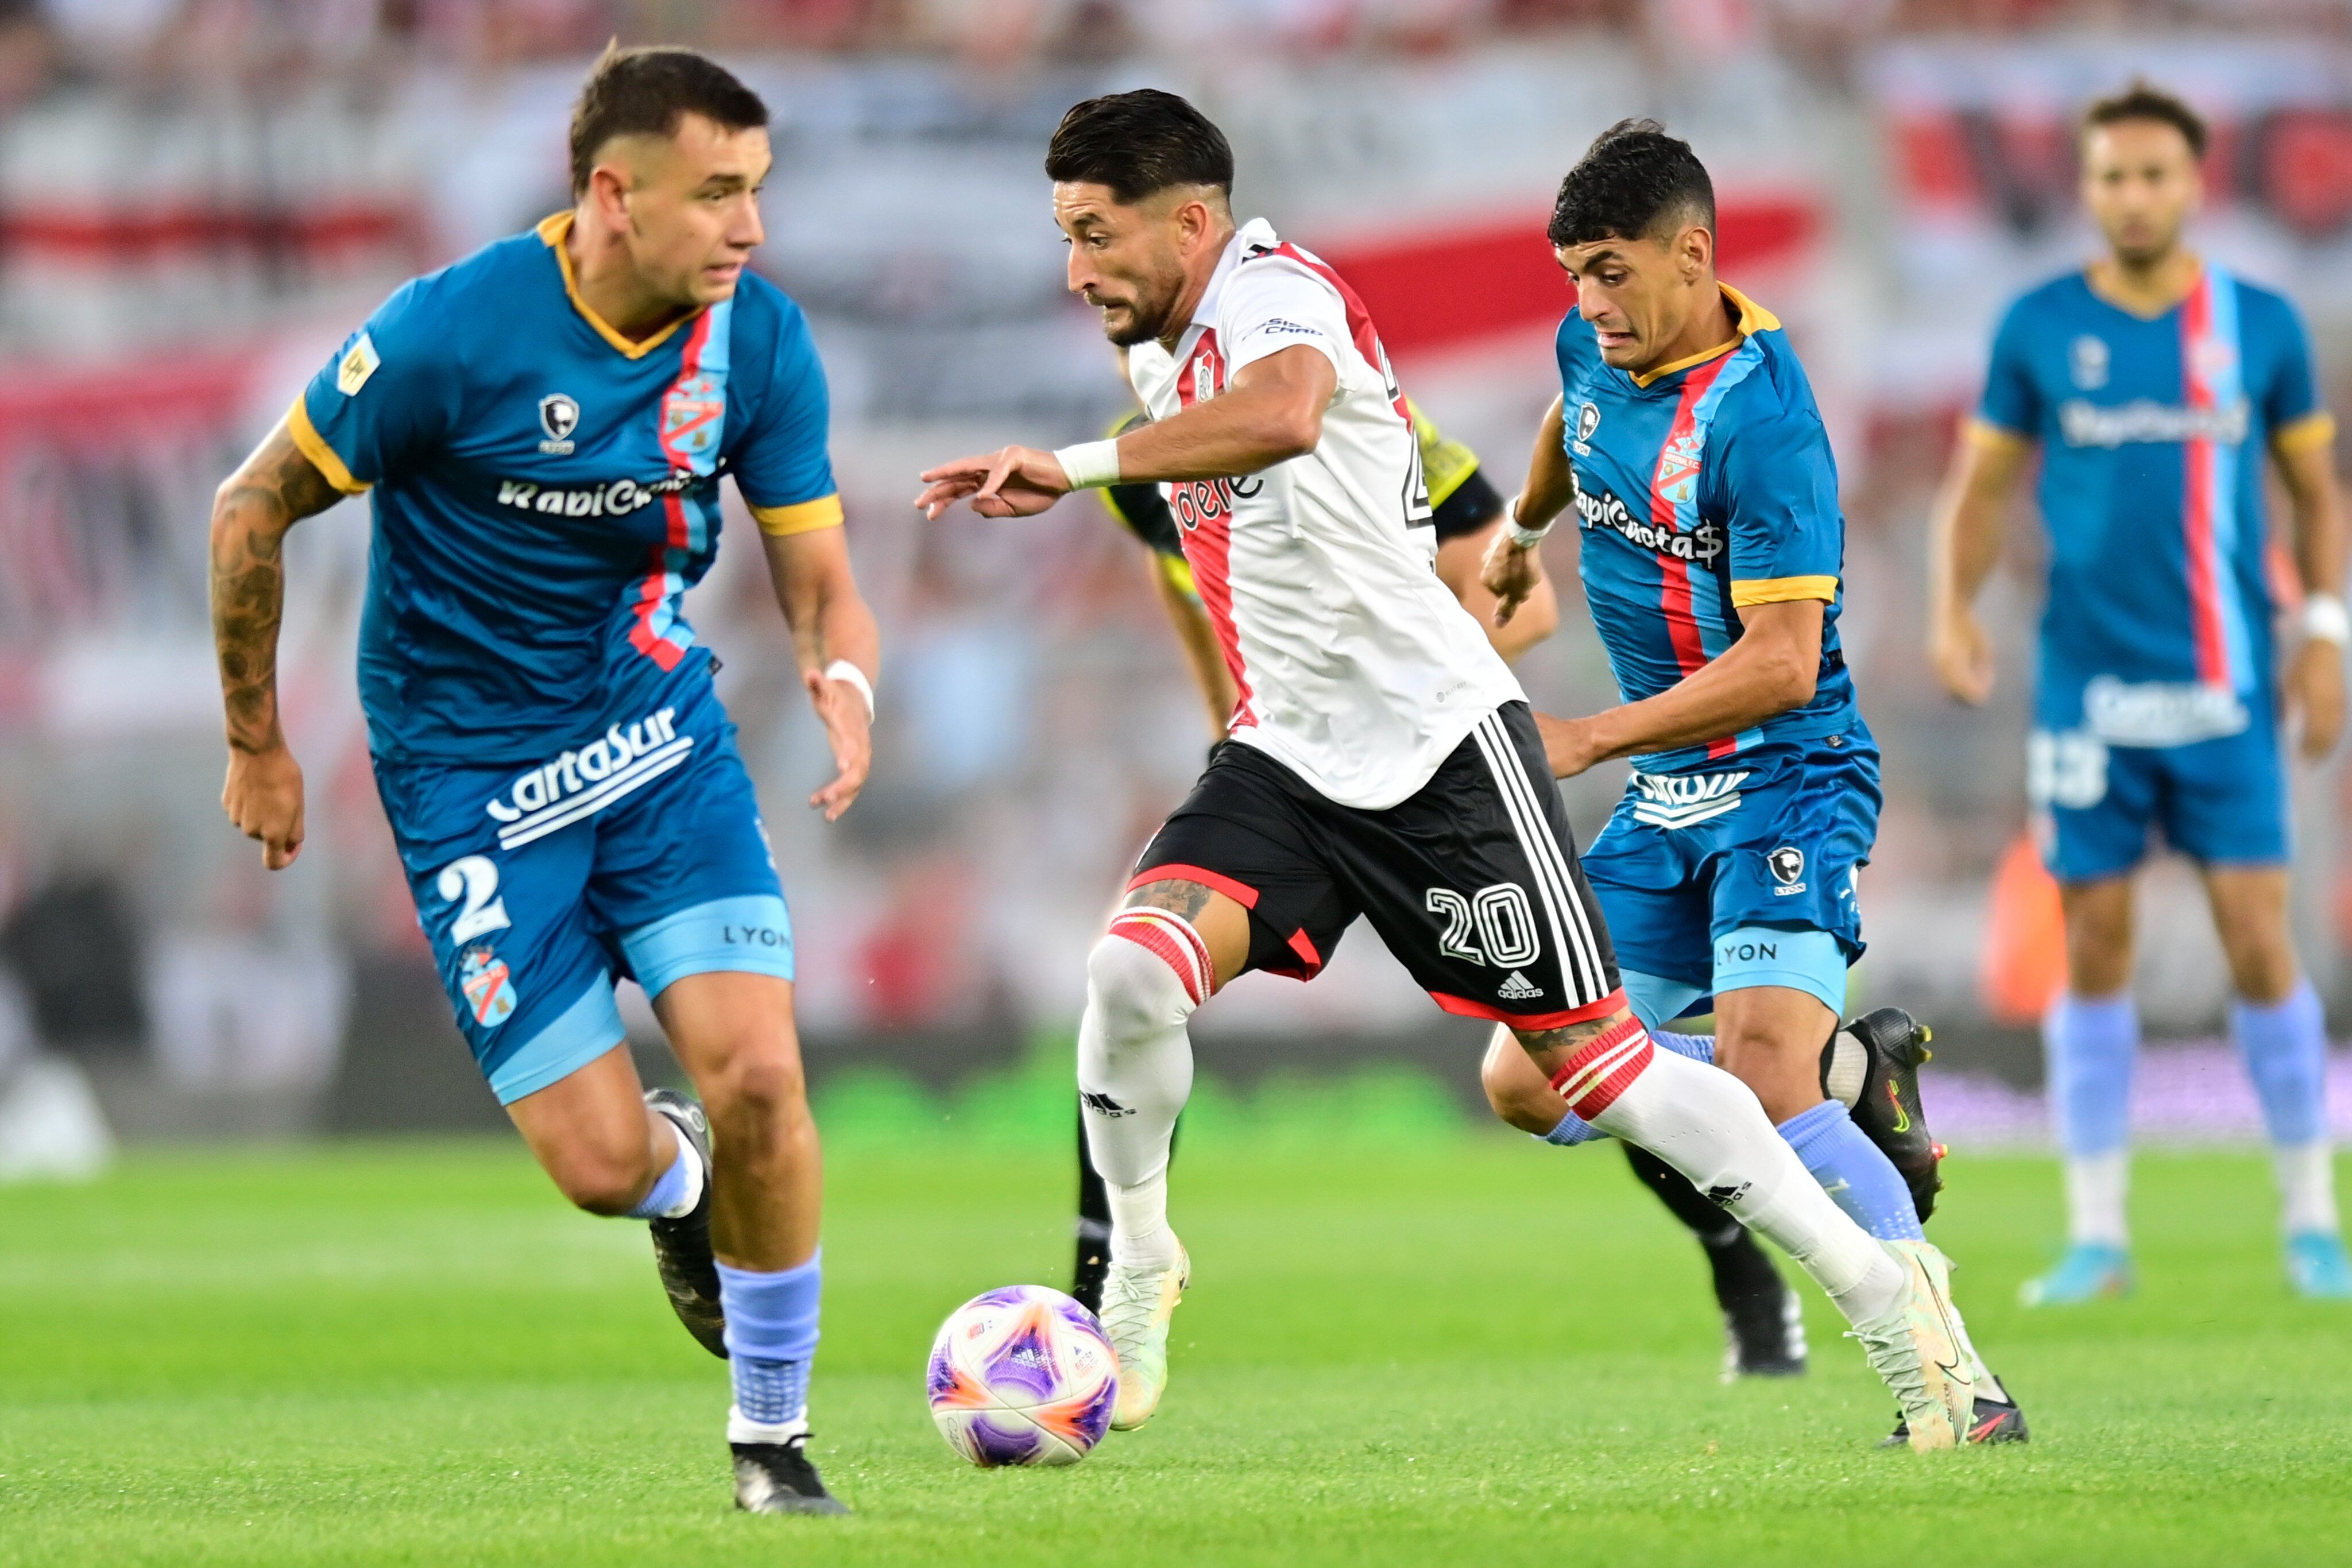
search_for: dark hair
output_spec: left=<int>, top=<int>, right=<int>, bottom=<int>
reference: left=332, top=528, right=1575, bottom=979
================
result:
left=1547, top=118, right=1716, bottom=249
left=568, top=45, right=770, bottom=197
left=2082, top=79, right=2208, bottom=159
left=1045, top=89, right=1234, bottom=203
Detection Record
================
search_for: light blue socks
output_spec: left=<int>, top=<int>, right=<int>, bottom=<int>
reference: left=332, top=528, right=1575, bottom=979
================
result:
left=721, top=1251, right=822, bottom=1441
left=2045, top=991, right=2138, bottom=1157
left=1777, top=1099, right=1927, bottom=1241
left=2231, top=981, right=2328, bottom=1149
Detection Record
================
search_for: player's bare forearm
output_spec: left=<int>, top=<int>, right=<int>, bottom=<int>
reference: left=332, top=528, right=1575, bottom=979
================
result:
left=210, top=420, right=338, bottom=755
left=1514, top=396, right=1577, bottom=529
left=1483, top=400, right=1574, bottom=623
left=2274, top=437, right=2349, bottom=600
left=1112, top=344, right=1337, bottom=482
left=1926, top=423, right=2031, bottom=704
left=762, top=525, right=878, bottom=820
left=1539, top=599, right=1825, bottom=777
left=1151, top=563, right=1238, bottom=734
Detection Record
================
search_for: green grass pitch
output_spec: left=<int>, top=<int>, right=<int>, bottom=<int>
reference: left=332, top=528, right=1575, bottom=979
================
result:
left=3, top=1128, right=2348, bottom=1566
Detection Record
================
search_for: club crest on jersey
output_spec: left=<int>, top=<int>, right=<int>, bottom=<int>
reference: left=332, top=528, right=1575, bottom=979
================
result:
left=539, top=393, right=579, bottom=454
left=1573, top=400, right=1601, bottom=454
left=458, top=944, right=517, bottom=1028
left=661, top=371, right=725, bottom=466
left=1654, top=430, right=1705, bottom=506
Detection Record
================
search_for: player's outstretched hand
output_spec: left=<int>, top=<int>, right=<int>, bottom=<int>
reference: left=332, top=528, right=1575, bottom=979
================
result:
left=806, top=667, right=872, bottom=822
left=1480, top=529, right=1543, bottom=626
left=915, top=447, right=1071, bottom=520
left=1534, top=711, right=1603, bottom=780
left=2285, top=638, right=2345, bottom=760
left=1928, top=606, right=1996, bottom=706
left=222, top=742, right=305, bottom=870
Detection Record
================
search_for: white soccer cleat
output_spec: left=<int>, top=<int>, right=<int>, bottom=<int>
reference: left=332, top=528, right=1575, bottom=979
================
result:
left=1097, top=1241, right=1189, bottom=1431
left=1848, top=1240, right=1975, bottom=1452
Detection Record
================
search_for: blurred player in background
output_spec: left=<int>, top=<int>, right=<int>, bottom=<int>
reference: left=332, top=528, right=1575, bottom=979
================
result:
left=1481, top=120, right=2025, bottom=1442
left=1929, top=82, right=2352, bottom=1303
left=208, top=48, right=876, bottom=1512
left=1076, top=406, right=1833, bottom=1382
left=920, top=88, right=1978, bottom=1452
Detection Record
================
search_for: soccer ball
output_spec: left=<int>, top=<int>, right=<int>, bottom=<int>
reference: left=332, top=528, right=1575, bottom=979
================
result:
left=926, top=1285, right=1118, bottom=1467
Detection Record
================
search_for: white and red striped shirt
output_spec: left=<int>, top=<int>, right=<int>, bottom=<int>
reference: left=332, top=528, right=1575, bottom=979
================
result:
left=1124, top=219, right=1523, bottom=810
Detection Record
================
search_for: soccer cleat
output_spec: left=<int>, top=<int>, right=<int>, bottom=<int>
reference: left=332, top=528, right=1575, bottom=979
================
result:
left=1098, top=1241, right=1189, bottom=1431
left=2018, top=1241, right=2133, bottom=1307
left=1847, top=1240, right=1973, bottom=1451
left=1882, top=1390, right=2032, bottom=1447
left=1720, top=1269, right=1807, bottom=1381
left=732, top=1435, right=849, bottom=1515
left=2287, top=1232, right=2352, bottom=1299
left=1825, top=1008, right=1943, bottom=1222
left=644, top=1088, right=728, bottom=1358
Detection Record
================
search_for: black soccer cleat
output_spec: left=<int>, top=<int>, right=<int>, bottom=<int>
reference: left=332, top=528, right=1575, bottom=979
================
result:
left=1719, top=1269, right=1807, bottom=1381
left=732, top=1435, right=849, bottom=1515
left=1824, top=1007, right=1944, bottom=1223
left=1882, top=1391, right=2030, bottom=1448
left=644, top=1087, right=728, bottom=1359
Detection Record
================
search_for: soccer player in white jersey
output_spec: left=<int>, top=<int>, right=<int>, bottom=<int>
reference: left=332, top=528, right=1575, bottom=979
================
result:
left=917, top=88, right=1976, bottom=1451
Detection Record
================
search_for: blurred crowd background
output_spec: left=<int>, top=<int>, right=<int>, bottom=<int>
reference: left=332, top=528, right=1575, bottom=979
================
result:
left=5, top=0, right=2352, bottom=1151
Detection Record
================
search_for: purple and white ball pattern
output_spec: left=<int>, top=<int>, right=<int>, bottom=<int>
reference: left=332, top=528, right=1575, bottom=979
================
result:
left=926, top=1285, right=1118, bottom=1467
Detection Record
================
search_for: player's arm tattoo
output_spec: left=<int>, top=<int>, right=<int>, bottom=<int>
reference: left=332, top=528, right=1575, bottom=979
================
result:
left=1124, top=880, right=1217, bottom=923
left=210, top=425, right=342, bottom=755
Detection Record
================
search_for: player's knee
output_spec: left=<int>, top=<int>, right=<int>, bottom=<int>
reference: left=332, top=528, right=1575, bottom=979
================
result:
left=542, top=1137, right=659, bottom=1217
left=707, top=1039, right=810, bottom=1130
left=1480, top=1033, right=1565, bottom=1135
left=1086, top=923, right=1203, bottom=1043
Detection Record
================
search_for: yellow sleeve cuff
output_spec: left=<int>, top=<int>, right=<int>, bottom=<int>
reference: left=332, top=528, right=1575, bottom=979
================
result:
left=2273, top=412, right=2338, bottom=455
left=1964, top=417, right=2033, bottom=452
left=1731, top=574, right=1839, bottom=607
left=751, top=494, right=845, bottom=536
left=285, top=394, right=369, bottom=495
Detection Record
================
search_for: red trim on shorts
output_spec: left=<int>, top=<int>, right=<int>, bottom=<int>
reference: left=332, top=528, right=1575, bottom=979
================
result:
left=1285, top=927, right=1321, bottom=969
left=1426, top=985, right=1627, bottom=1032
left=1127, top=862, right=1260, bottom=909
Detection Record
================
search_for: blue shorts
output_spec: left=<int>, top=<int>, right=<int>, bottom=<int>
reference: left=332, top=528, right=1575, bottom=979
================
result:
left=373, top=681, right=792, bottom=1105
left=1580, top=731, right=1879, bottom=1019
left=2029, top=716, right=2288, bottom=883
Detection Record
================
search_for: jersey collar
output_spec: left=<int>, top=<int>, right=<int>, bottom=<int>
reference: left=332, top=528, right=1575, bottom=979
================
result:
left=536, top=212, right=702, bottom=360
left=1172, top=216, right=1272, bottom=353
left=1626, top=282, right=1780, bottom=389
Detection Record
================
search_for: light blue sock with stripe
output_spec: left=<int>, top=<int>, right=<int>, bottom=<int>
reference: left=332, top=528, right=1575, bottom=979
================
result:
left=2232, top=981, right=2328, bottom=1149
left=1777, top=1099, right=1926, bottom=1242
left=721, top=1251, right=822, bottom=1442
left=622, top=1124, right=698, bottom=1219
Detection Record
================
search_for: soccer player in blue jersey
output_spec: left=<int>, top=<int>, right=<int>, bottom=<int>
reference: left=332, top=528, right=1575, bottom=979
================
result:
left=208, top=48, right=876, bottom=1511
left=1482, top=120, right=2025, bottom=1442
left=1929, top=83, right=2352, bottom=1303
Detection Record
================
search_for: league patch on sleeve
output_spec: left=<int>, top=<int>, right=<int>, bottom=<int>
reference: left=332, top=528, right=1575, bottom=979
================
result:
left=337, top=332, right=381, bottom=396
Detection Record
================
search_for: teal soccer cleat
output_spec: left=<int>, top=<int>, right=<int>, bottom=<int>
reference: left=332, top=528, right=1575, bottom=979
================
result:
left=2287, top=1233, right=2352, bottom=1299
left=2018, top=1242, right=2134, bottom=1307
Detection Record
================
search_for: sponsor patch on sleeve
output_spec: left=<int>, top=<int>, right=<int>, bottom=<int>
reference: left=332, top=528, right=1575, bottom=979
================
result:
left=336, top=332, right=380, bottom=396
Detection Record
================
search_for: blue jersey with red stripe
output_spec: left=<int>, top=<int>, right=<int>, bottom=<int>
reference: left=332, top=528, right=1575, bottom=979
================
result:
left=292, top=214, right=840, bottom=765
left=1556, top=284, right=1859, bottom=773
left=1978, top=266, right=2327, bottom=729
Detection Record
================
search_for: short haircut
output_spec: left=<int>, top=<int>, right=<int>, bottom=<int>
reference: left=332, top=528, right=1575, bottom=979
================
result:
left=568, top=44, right=769, bottom=196
left=2082, top=79, right=2208, bottom=160
left=1547, top=118, right=1716, bottom=249
left=1045, top=89, right=1234, bottom=204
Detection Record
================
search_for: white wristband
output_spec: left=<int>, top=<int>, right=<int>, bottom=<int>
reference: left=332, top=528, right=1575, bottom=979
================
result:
left=2304, top=594, right=2351, bottom=647
left=824, top=659, right=875, bottom=720
left=1503, top=494, right=1553, bottom=549
left=1053, top=439, right=1122, bottom=490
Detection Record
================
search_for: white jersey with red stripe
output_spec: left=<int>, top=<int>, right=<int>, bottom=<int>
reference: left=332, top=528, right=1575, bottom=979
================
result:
left=1124, top=219, right=1524, bottom=810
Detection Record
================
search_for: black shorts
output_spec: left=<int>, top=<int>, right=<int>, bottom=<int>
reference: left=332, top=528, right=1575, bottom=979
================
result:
left=1128, top=702, right=1623, bottom=1030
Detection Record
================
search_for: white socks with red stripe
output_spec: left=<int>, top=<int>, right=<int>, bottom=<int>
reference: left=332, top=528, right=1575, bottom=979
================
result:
left=1077, top=909, right=1210, bottom=1273
left=1553, top=1017, right=1904, bottom=1325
